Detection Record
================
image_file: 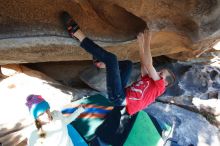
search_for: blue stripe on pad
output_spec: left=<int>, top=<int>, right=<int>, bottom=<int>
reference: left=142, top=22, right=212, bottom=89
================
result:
left=62, top=108, right=111, bottom=115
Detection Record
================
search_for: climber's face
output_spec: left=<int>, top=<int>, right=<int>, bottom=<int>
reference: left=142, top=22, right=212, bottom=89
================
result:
left=159, top=69, right=169, bottom=78
left=159, top=69, right=170, bottom=86
left=159, top=68, right=175, bottom=87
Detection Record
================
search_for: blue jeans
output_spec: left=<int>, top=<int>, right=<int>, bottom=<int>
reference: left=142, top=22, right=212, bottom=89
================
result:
left=80, top=38, right=132, bottom=106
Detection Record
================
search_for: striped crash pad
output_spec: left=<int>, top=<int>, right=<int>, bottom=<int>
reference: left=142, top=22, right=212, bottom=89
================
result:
left=62, top=94, right=114, bottom=141
left=62, top=94, right=171, bottom=145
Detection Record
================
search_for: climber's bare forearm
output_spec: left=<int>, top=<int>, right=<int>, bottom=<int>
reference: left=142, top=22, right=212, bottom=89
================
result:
left=142, top=29, right=153, bottom=67
left=137, top=30, right=160, bottom=80
left=138, top=55, right=149, bottom=73
left=138, top=33, right=148, bottom=76
left=143, top=41, right=152, bottom=67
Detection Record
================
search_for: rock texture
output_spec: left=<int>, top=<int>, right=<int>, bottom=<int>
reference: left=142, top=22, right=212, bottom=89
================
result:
left=26, top=61, right=93, bottom=87
left=154, top=59, right=220, bottom=127
left=145, top=102, right=220, bottom=146
left=0, top=0, right=220, bottom=64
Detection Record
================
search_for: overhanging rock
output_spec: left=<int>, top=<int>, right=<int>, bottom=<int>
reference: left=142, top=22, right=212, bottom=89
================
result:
left=1, top=0, right=220, bottom=64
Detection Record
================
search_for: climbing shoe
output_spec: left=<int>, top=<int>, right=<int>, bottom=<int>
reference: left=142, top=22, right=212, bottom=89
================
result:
left=60, top=11, right=80, bottom=39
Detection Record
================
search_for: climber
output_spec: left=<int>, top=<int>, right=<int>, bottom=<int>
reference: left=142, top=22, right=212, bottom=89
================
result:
left=61, top=11, right=175, bottom=115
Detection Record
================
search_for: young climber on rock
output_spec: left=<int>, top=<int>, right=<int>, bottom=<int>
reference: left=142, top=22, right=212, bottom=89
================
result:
left=26, top=94, right=86, bottom=146
left=61, top=11, right=175, bottom=115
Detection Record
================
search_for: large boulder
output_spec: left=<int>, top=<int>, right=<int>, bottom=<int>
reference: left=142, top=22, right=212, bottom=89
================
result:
left=155, top=60, right=220, bottom=127
left=145, top=102, right=220, bottom=146
left=0, top=0, right=220, bottom=64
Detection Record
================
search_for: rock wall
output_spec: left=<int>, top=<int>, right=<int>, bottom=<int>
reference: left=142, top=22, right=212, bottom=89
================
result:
left=145, top=102, right=220, bottom=146
left=0, top=0, right=220, bottom=64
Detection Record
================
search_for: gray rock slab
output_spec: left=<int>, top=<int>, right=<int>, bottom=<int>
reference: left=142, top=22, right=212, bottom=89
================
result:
left=145, top=102, right=220, bottom=146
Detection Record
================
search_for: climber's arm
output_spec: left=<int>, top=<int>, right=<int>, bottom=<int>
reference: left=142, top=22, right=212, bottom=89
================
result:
left=137, top=30, right=160, bottom=81
left=63, top=106, right=85, bottom=125
left=138, top=32, right=148, bottom=76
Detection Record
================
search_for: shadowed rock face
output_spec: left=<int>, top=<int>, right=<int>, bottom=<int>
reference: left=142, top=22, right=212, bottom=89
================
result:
left=0, top=0, right=220, bottom=64
left=0, top=0, right=146, bottom=41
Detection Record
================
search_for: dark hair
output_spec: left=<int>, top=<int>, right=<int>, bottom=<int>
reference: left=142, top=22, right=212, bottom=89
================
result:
left=164, top=68, right=175, bottom=88
left=35, top=119, right=46, bottom=139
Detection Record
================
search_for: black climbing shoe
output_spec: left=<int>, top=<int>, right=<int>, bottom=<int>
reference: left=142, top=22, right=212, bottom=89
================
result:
left=60, top=11, right=80, bottom=39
